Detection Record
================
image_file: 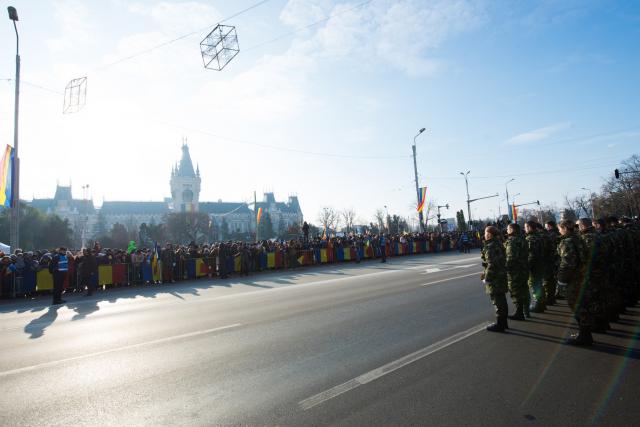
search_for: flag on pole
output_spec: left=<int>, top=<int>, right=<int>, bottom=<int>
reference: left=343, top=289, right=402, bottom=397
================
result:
left=151, top=241, right=162, bottom=282
left=0, top=145, right=14, bottom=208
left=256, top=207, right=263, bottom=224
left=416, top=186, right=427, bottom=213
left=510, top=203, right=518, bottom=221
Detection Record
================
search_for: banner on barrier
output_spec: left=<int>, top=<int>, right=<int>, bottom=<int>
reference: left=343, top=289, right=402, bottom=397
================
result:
left=36, top=270, right=53, bottom=291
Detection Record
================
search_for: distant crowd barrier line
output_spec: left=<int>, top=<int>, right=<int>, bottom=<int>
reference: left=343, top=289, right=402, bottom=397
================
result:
left=9, top=239, right=468, bottom=296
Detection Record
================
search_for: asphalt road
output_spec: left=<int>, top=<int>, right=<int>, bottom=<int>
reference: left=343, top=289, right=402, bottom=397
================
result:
left=1, top=250, right=638, bottom=426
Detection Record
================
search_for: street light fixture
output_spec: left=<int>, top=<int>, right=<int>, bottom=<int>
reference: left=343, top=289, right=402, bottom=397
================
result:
left=412, top=128, right=426, bottom=232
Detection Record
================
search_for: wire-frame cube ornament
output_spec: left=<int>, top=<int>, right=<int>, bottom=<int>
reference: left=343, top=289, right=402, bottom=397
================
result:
left=200, top=24, right=239, bottom=71
left=63, top=77, right=87, bottom=114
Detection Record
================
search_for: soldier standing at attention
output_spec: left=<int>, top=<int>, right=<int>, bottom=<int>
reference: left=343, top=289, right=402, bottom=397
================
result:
left=543, top=221, right=560, bottom=305
left=577, top=218, right=608, bottom=333
left=557, top=220, right=591, bottom=346
left=481, top=226, right=509, bottom=332
left=504, top=223, right=529, bottom=321
left=525, top=221, right=545, bottom=314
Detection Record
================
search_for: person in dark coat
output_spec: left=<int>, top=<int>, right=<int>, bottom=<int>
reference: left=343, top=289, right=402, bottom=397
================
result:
left=79, top=248, right=98, bottom=296
left=49, top=247, right=69, bottom=305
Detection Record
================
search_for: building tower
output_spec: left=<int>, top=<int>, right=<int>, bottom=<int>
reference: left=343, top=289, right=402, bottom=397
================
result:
left=170, top=142, right=201, bottom=212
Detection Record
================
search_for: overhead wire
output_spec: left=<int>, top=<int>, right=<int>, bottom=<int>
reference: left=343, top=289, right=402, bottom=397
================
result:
left=91, top=0, right=272, bottom=73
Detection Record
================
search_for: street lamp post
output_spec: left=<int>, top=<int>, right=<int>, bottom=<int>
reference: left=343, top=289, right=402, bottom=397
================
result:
left=505, top=178, right=515, bottom=222
left=581, top=187, right=595, bottom=218
left=412, top=128, right=426, bottom=232
left=436, top=204, right=449, bottom=233
left=459, top=170, right=471, bottom=227
left=8, top=6, right=20, bottom=258
left=383, top=205, right=389, bottom=233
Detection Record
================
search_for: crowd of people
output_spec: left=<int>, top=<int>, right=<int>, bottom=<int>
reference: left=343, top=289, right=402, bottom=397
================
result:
left=0, top=230, right=480, bottom=304
left=481, top=216, right=640, bottom=346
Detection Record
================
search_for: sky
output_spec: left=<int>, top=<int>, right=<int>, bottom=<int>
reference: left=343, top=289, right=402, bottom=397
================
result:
left=0, top=0, right=639, bottom=227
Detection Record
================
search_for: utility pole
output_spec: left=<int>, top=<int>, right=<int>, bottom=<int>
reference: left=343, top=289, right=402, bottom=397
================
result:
left=460, top=171, right=471, bottom=228
left=254, top=190, right=257, bottom=242
left=505, top=178, right=515, bottom=222
left=8, top=6, right=20, bottom=257
left=412, top=128, right=426, bottom=231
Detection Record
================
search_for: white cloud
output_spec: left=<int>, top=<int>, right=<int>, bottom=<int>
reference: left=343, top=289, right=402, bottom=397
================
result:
left=279, top=0, right=330, bottom=28
left=129, top=1, right=222, bottom=32
left=280, top=0, right=487, bottom=76
left=46, top=0, right=96, bottom=54
left=506, top=122, right=572, bottom=145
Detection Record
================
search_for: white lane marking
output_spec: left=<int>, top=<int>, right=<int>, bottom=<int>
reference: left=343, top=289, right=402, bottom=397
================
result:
left=452, top=263, right=477, bottom=269
left=299, top=323, right=486, bottom=411
left=0, top=323, right=242, bottom=378
left=421, top=271, right=482, bottom=287
left=421, top=263, right=478, bottom=275
left=408, top=256, right=478, bottom=270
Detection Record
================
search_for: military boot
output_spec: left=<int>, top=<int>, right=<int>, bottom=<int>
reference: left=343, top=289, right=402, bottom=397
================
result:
left=566, top=327, right=593, bottom=346
left=508, top=305, right=526, bottom=321
left=531, top=303, right=545, bottom=313
left=486, top=317, right=508, bottom=333
left=592, top=317, right=610, bottom=334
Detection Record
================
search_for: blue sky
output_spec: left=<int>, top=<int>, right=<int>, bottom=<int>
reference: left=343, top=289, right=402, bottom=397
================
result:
left=0, top=0, right=638, bottom=227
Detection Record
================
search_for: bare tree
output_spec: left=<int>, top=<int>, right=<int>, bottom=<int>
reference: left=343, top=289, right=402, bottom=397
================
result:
left=341, top=208, right=356, bottom=234
left=317, top=207, right=338, bottom=233
left=374, top=209, right=386, bottom=232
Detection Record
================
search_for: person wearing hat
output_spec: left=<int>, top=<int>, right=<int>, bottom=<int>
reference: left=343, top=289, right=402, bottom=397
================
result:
left=49, top=247, right=69, bottom=305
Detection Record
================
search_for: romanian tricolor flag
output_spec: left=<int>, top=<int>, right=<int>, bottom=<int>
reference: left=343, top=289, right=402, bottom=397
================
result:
left=0, top=145, right=14, bottom=208
left=510, top=203, right=518, bottom=221
left=416, top=186, right=427, bottom=213
left=256, top=207, right=263, bottom=224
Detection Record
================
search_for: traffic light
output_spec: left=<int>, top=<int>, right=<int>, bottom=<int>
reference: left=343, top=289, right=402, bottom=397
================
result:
left=615, top=169, right=620, bottom=179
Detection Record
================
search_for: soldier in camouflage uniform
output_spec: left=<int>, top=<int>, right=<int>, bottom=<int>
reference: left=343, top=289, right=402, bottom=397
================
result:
left=525, top=221, right=545, bottom=314
left=481, top=226, right=509, bottom=332
left=620, top=217, right=640, bottom=306
left=595, top=218, right=623, bottom=321
left=616, top=217, right=637, bottom=308
left=577, top=218, right=607, bottom=333
left=557, top=220, right=592, bottom=346
left=504, top=223, right=529, bottom=320
left=543, top=221, right=560, bottom=305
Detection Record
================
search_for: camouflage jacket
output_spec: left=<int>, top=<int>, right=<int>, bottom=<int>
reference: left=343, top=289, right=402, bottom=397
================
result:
left=482, top=238, right=508, bottom=294
left=544, top=229, right=560, bottom=271
left=579, top=227, right=606, bottom=289
left=525, top=231, right=545, bottom=277
left=504, top=234, right=528, bottom=274
left=557, top=232, right=583, bottom=285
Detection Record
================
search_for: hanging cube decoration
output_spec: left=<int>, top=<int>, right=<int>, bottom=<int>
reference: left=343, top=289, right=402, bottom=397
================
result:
left=63, top=77, right=87, bottom=114
left=200, top=24, right=239, bottom=71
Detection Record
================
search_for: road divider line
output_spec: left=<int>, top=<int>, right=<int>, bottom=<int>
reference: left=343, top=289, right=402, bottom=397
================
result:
left=0, top=323, right=242, bottom=378
left=299, top=322, right=486, bottom=411
left=421, top=271, right=483, bottom=287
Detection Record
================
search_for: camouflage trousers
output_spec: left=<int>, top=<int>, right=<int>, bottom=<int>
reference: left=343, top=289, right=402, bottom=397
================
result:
left=543, top=269, right=557, bottom=302
left=507, top=273, right=529, bottom=308
left=490, top=292, right=508, bottom=319
left=567, top=283, right=603, bottom=327
left=528, top=275, right=545, bottom=308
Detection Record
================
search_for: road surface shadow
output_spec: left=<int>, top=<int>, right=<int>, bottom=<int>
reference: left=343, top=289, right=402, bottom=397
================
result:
left=507, top=328, right=640, bottom=360
left=24, top=306, right=60, bottom=339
